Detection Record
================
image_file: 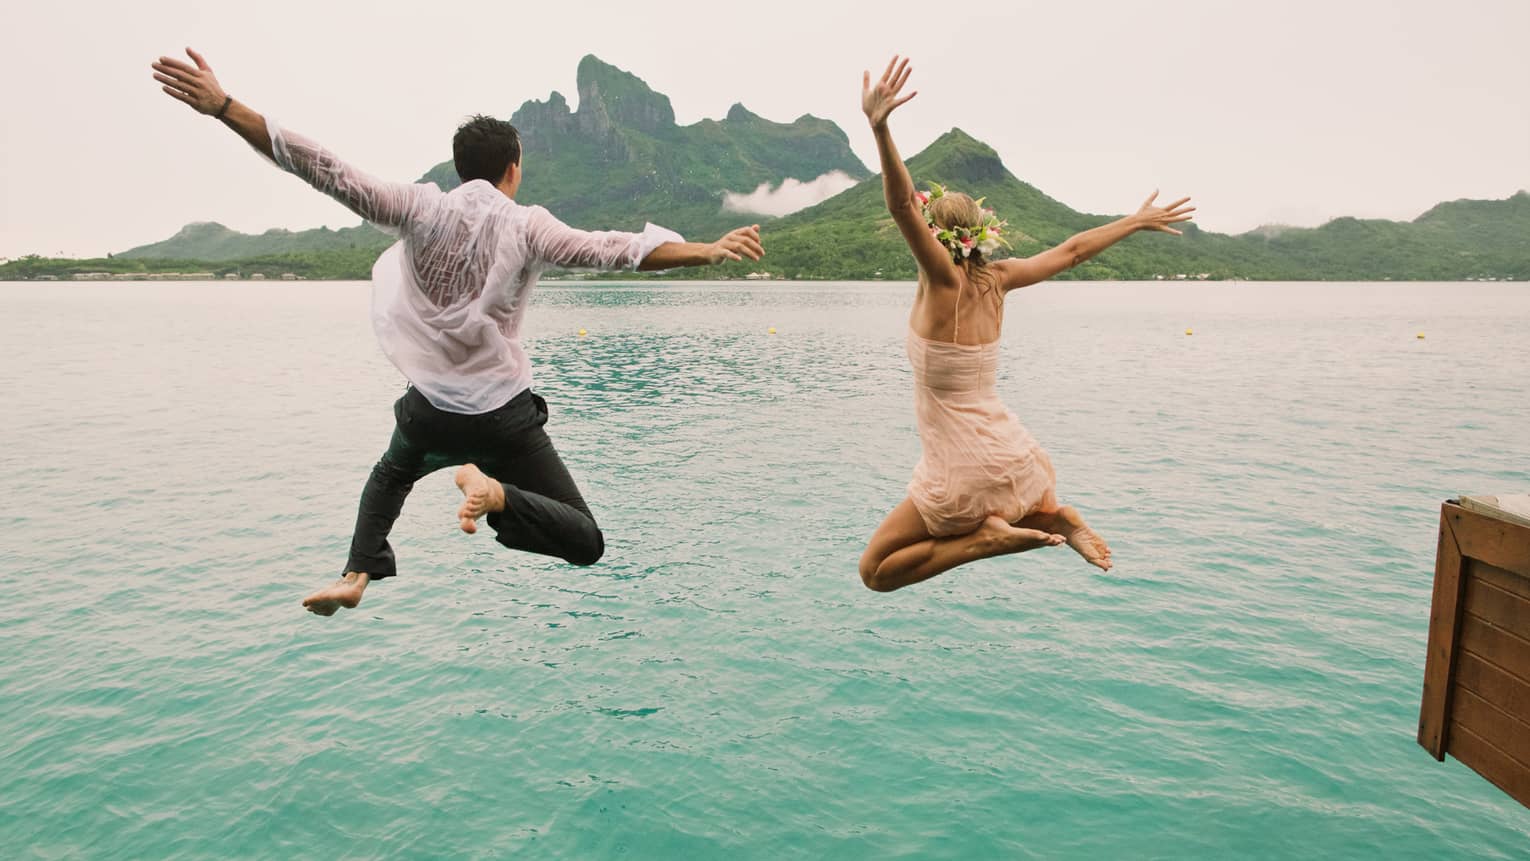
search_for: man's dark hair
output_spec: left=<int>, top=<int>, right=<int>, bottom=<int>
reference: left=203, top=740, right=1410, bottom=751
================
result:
left=453, top=115, right=522, bottom=185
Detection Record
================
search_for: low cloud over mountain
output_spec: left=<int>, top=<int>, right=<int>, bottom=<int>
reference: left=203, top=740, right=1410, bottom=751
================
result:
left=722, top=171, right=859, bottom=218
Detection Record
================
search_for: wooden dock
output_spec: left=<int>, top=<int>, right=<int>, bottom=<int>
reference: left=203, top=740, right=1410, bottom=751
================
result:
left=1418, top=497, right=1530, bottom=808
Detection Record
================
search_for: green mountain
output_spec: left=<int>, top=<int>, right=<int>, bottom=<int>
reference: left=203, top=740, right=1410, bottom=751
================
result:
left=1234, top=193, right=1530, bottom=280
left=118, top=221, right=389, bottom=262
left=709, top=129, right=1103, bottom=280
left=417, top=55, right=869, bottom=237
left=25, top=58, right=1527, bottom=283
left=689, top=129, right=1530, bottom=282
left=114, top=54, right=866, bottom=264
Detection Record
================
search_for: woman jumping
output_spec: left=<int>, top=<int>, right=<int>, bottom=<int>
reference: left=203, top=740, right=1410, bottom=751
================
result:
left=856, top=56, right=1194, bottom=592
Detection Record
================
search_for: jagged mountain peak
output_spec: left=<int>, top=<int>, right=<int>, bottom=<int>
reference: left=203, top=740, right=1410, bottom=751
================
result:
left=725, top=103, right=760, bottom=123
left=174, top=221, right=234, bottom=236
left=575, top=54, right=637, bottom=88
left=574, top=55, right=674, bottom=132
left=1414, top=189, right=1530, bottom=225
left=906, top=128, right=1010, bottom=187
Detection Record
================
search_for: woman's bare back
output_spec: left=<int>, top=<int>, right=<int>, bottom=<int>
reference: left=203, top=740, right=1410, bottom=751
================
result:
left=908, top=270, right=1005, bottom=345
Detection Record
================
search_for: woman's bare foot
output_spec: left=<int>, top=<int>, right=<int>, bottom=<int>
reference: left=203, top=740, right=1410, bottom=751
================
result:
left=301, top=571, right=369, bottom=616
left=1056, top=506, right=1113, bottom=570
left=454, top=464, right=507, bottom=534
left=1018, top=506, right=1113, bottom=571
left=1065, top=524, right=1112, bottom=571
left=976, top=515, right=1065, bottom=554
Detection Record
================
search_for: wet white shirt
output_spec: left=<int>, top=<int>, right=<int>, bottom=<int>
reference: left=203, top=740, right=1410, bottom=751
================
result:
left=266, top=123, right=682, bottom=413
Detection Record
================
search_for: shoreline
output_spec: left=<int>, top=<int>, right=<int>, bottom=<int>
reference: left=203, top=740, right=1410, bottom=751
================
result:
left=0, top=277, right=1521, bottom=286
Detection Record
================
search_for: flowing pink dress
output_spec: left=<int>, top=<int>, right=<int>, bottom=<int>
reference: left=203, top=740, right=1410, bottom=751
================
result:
left=904, top=304, right=1058, bottom=537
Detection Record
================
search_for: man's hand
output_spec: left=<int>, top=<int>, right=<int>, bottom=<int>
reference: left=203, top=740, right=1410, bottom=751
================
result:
left=862, top=56, right=917, bottom=129
left=1132, top=191, right=1196, bottom=235
left=152, top=48, right=228, bottom=115
left=150, top=48, right=272, bottom=158
left=708, top=225, right=765, bottom=264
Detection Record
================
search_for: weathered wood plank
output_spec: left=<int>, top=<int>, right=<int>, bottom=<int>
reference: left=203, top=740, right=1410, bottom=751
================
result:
left=1452, top=687, right=1530, bottom=771
left=1465, top=572, right=1530, bottom=642
left=1447, top=723, right=1530, bottom=808
left=1460, top=613, right=1530, bottom=688
left=1448, top=502, right=1530, bottom=579
left=1455, top=651, right=1530, bottom=717
left=1472, top=560, right=1530, bottom=603
left=1420, top=506, right=1468, bottom=759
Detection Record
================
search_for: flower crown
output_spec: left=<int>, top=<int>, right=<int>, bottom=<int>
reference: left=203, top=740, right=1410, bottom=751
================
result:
left=917, top=182, right=1011, bottom=263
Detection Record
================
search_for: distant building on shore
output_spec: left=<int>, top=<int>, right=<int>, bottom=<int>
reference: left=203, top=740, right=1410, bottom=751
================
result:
left=54, top=272, right=222, bottom=282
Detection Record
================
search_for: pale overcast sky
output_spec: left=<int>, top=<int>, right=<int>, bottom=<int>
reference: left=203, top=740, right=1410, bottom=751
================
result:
left=1, top=0, right=1526, bottom=258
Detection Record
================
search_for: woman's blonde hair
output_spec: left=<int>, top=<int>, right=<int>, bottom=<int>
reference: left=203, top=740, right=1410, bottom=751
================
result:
left=925, top=190, right=999, bottom=297
left=927, top=191, right=984, bottom=237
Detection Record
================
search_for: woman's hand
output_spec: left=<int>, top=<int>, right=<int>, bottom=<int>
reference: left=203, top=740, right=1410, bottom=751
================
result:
left=1132, top=191, right=1196, bottom=235
left=151, top=48, right=229, bottom=115
left=862, top=56, right=917, bottom=128
left=707, top=225, right=765, bottom=264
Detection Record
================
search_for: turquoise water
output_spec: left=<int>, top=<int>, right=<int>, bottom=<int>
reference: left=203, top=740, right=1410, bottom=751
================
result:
left=2, top=280, right=1528, bottom=858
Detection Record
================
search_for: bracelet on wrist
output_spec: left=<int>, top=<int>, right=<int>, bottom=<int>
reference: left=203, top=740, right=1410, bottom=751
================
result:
left=214, top=95, right=233, bottom=119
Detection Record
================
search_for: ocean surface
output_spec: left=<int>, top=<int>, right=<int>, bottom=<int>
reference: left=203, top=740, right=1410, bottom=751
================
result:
left=2, top=280, right=1527, bottom=859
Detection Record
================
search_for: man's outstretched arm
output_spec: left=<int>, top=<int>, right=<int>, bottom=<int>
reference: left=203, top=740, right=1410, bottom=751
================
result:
left=526, top=207, right=764, bottom=273
left=638, top=226, right=764, bottom=271
left=153, top=48, right=272, bottom=158
left=151, top=48, right=433, bottom=231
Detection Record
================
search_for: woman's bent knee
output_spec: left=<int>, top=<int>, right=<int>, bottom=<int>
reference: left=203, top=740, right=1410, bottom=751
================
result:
left=858, top=558, right=899, bottom=592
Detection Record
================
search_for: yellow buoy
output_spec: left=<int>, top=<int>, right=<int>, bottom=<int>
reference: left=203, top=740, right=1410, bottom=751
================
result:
left=1185, top=328, right=1194, bottom=336
left=1416, top=332, right=1425, bottom=339
left=768, top=327, right=777, bottom=335
left=578, top=328, right=587, bottom=337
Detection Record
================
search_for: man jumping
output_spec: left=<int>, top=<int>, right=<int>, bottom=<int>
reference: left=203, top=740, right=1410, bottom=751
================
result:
left=151, top=48, right=764, bottom=615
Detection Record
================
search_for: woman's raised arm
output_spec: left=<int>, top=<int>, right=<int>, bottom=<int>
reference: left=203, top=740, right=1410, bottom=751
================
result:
left=997, top=191, right=1196, bottom=291
left=863, top=56, right=959, bottom=284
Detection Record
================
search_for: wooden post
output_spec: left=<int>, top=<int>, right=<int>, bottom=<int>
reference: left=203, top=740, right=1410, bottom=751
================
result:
left=1418, top=505, right=1467, bottom=759
left=1419, top=497, right=1530, bottom=808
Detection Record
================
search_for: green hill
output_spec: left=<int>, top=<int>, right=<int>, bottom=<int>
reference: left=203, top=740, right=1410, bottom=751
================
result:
left=118, top=221, right=390, bottom=262
left=34, top=59, right=1530, bottom=283
left=114, top=55, right=866, bottom=263
left=1238, top=192, right=1530, bottom=280
left=688, top=128, right=1265, bottom=280
left=417, top=55, right=869, bottom=237
left=687, top=129, right=1530, bottom=282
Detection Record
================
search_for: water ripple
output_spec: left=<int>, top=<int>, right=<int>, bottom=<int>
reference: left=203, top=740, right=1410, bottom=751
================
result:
left=2, top=281, right=1528, bottom=858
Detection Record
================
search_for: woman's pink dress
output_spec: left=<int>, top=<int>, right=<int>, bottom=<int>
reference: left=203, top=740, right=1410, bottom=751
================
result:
left=905, top=329, right=1058, bottom=537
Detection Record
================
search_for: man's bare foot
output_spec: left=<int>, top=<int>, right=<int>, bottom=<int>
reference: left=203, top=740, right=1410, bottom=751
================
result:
left=454, top=464, right=507, bottom=534
left=301, top=571, right=369, bottom=616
